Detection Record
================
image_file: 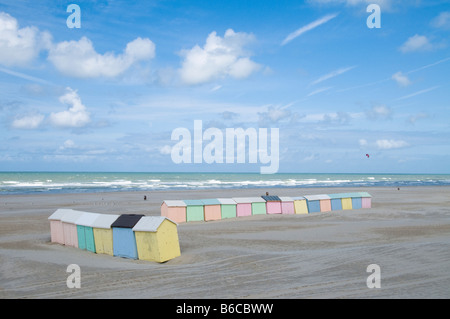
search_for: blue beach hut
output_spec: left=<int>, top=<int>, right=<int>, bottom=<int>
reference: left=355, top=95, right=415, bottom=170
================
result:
left=328, top=193, right=343, bottom=211
left=304, top=195, right=322, bottom=213
left=111, top=214, right=145, bottom=259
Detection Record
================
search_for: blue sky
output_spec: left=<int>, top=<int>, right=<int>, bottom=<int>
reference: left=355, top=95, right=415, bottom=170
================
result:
left=0, top=0, right=449, bottom=173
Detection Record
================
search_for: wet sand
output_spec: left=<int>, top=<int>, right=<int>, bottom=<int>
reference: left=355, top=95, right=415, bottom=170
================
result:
left=1, top=186, right=450, bottom=299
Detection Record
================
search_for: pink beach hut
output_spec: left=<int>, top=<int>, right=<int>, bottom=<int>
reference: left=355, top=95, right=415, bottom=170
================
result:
left=360, top=192, right=372, bottom=208
left=161, top=200, right=187, bottom=224
left=48, top=209, right=73, bottom=244
left=60, top=210, right=85, bottom=247
left=279, top=197, right=295, bottom=214
left=201, top=199, right=222, bottom=221
left=232, top=197, right=253, bottom=217
left=261, top=195, right=282, bottom=214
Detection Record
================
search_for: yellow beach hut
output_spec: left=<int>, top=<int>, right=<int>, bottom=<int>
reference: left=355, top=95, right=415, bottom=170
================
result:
left=132, top=216, right=181, bottom=263
left=293, top=197, right=308, bottom=214
left=161, top=200, right=187, bottom=223
left=91, top=213, right=120, bottom=256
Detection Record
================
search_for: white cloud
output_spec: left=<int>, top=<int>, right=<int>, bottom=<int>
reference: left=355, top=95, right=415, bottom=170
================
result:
left=310, top=66, right=356, bottom=85
left=0, top=12, right=51, bottom=66
left=281, top=13, right=338, bottom=46
left=359, top=139, right=368, bottom=147
left=179, top=29, right=261, bottom=85
left=395, top=86, right=440, bottom=101
left=391, top=71, right=411, bottom=87
left=59, top=139, right=76, bottom=150
left=376, top=139, right=409, bottom=150
left=160, top=145, right=172, bottom=155
left=399, top=34, right=433, bottom=53
left=11, top=113, right=45, bottom=129
left=431, top=11, right=450, bottom=30
left=48, top=36, right=155, bottom=78
left=366, top=104, right=392, bottom=120
left=50, top=88, right=91, bottom=128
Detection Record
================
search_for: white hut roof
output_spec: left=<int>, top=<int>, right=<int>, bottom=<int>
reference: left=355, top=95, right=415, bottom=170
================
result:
left=76, top=212, right=102, bottom=227
left=304, top=194, right=330, bottom=201
left=48, top=208, right=74, bottom=221
left=132, top=216, right=176, bottom=232
left=216, top=198, right=237, bottom=205
left=91, top=214, right=120, bottom=229
left=279, top=196, right=294, bottom=202
left=60, top=210, right=86, bottom=224
left=162, top=200, right=187, bottom=207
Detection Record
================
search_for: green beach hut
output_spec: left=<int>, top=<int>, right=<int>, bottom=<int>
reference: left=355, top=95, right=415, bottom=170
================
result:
left=217, top=198, right=237, bottom=219
left=76, top=212, right=101, bottom=253
left=183, top=199, right=205, bottom=222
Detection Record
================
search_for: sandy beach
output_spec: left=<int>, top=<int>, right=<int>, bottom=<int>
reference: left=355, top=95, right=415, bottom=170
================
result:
left=1, top=186, right=450, bottom=299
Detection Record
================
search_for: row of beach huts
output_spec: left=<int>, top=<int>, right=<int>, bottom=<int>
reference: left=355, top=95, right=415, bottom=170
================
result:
left=48, top=210, right=181, bottom=263
left=161, top=192, right=372, bottom=223
left=48, top=192, right=371, bottom=263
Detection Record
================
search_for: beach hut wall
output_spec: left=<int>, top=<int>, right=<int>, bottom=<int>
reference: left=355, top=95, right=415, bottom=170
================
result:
left=232, top=198, right=253, bottom=217
left=304, top=195, right=321, bottom=213
left=279, top=197, right=295, bottom=215
left=91, top=214, right=120, bottom=256
left=201, top=199, right=222, bottom=221
left=183, top=200, right=205, bottom=222
left=60, top=210, right=85, bottom=247
left=359, top=192, right=372, bottom=208
left=249, top=197, right=267, bottom=215
left=327, top=193, right=344, bottom=211
left=111, top=214, right=144, bottom=259
left=293, top=197, right=309, bottom=214
left=161, top=200, right=187, bottom=223
left=48, top=209, right=73, bottom=244
left=75, top=212, right=101, bottom=253
left=217, top=198, right=237, bottom=219
left=304, top=195, right=331, bottom=213
left=347, top=193, right=362, bottom=210
left=261, top=195, right=282, bottom=214
left=132, top=216, right=181, bottom=263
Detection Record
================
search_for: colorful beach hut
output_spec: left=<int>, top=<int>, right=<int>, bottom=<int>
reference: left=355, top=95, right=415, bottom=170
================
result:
left=293, top=197, right=309, bottom=214
left=360, top=192, right=372, bottom=208
left=91, top=214, right=120, bottom=256
left=348, top=193, right=362, bottom=210
left=48, top=209, right=73, bottom=244
left=76, top=212, right=101, bottom=253
left=60, top=210, right=85, bottom=247
left=201, top=199, right=222, bottom=221
left=328, top=193, right=344, bottom=211
left=132, top=216, right=181, bottom=263
left=250, top=197, right=267, bottom=215
left=217, top=198, right=237, bottom=219
left=184, top=200, right=204, bottom=222
left=232, top=197, right=253, bottom=217
left=304, top=195, right=331, bottom=213
left=111, top=214, right=144, bottom=259
left=160, top=200, right=187, bottom=224
left=279, top=197, right=295, bottom=215
left=262, top=195, right=282, bottom=214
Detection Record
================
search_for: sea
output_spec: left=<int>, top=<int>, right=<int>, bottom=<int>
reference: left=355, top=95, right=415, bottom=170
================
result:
left=1, top=172, right=450, bottom=195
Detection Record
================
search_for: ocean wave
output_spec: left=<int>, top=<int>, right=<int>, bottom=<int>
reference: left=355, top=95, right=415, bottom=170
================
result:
left=1, top=173, right=450, bottom=195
